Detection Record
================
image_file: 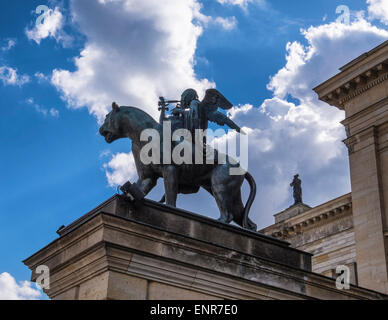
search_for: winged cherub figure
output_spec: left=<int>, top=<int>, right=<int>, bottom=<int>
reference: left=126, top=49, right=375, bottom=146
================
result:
left=176, top=88, right=244, bottom=136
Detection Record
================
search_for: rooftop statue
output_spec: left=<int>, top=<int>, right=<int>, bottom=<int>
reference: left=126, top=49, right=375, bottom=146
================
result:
left=99, top=89, right=257, bottom=231
left=290, top=174, right=303, bottom=205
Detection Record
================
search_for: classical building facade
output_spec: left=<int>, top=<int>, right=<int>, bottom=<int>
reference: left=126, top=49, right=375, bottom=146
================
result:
left=23, top=40, right=388, bottom=300
left=262, top=194, right=357, bottom=284
left=263, top=40, right=388, bottom=295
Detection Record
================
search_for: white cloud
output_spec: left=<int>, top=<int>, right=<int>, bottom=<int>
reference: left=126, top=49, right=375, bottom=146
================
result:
left=26, top=7, right=68, bottom=45
left=217, top=0, right=266, bottom=11
left=196, top=12, right=237, bottom=30
left=214, top=16, right=237, bottom=30
left=49, top=108, right=60, bottom=117
left=51, top=0, right=220, bottom=122
left=226, top=17, right=388, bottom=227
left=0, top=273, right=42, bottom=300
left=49, top=0, right=236, bottom=192
left=26, top=97, right=59, bottom=117
left=0, top=66, right=30, bottom=86
left=367, top=0, right=388, bottom=25
left=104, top=152, right=138, bottom=187
left=267, top=19, right=388, bottom=101
left=34, top=72, right=49, bottom=82
left=1, top=39, right=16, bottom=51
left=52, top=0, right=388, bottom=228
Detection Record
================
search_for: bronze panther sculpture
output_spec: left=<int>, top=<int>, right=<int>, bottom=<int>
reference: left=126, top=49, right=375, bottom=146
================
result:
left=100, top=103, right=257, bottom=231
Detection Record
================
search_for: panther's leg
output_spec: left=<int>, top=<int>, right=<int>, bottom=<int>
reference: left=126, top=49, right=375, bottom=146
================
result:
left=135, top=177, right=157, bottom=196
left=211, top=165, right=244, bottom=225
left=214, top=192, right=233, bottom=224
left=163, top=165, right=179, bottom=206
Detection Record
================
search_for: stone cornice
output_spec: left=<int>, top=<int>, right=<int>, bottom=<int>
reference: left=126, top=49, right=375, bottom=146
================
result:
left=317, top=62, right=388, bottom=110
left=314, top=41, right=388, bottom=110
left=262, top=194, right=352, bottom=240
left=339, top=71, right=388, bottom=106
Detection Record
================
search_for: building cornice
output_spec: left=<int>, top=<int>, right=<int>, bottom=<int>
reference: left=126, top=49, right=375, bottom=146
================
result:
left=314, top=41, right=388, bottom=110
left=316, top=62, right=388, bottom=110
left=262, top=194, right=352, bottom=240
left=338, top=71, right=388, bottom=106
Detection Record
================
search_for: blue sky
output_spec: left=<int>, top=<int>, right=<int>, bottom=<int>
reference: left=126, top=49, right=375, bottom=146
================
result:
left=0, top=0, right=387, bottom=299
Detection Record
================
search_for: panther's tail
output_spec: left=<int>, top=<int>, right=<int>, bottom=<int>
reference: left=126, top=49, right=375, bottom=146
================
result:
left=243, top=172, right=257, bottom=231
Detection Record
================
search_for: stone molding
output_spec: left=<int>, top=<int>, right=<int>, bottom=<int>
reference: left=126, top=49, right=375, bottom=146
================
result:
left=340, top=71, right=388, bottom=105
left=341, top=97, right=388, bottom=128
left=320, top=63, right=388, bottom=109
left=343, top=126, right=377, bottom=155
left=262, top=194, right=352, bottom=240
left=274, top=203, right=312, bottom=224
left=23, top=196, right=386, bottom=300
left=314, top=41, right=388, bottom=110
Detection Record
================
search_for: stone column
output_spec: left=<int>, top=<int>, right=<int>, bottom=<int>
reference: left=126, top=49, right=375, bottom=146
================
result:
left=314, top=40, right=388, bottom=294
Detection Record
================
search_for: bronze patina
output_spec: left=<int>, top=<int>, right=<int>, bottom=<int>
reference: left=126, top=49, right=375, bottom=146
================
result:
left=100, top=89, right=257, bottom=231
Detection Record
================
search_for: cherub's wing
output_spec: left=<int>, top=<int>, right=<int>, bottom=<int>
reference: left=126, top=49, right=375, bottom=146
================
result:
left=201, top=89, right=233, bottom=112
left=207, top=111, right=245, bottom=134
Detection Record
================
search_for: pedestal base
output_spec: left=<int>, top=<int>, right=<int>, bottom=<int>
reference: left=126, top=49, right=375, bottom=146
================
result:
left=23, top=196, right=385, bottom=300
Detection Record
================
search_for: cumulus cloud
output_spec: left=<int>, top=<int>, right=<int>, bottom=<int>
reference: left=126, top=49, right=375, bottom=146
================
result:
left=104, top=152, right=137, bottom=187
left=50, top=0, right=388, bottom=228
left=51, top=0, right=223, bottom=122
left=226, top=17, right=388, bottom=227
left=367, top=0, right=388, bottom=25
left=99, top=10, right=388, bottom=228
left=0, top=66, right=30, bottom=86
left=50, top=0, right=238, bottom=201
left=267, top=19, right=388, bottom=100
left=0, top=272, right=42, bottom=300
left=26, top=7, right=69, bottom=45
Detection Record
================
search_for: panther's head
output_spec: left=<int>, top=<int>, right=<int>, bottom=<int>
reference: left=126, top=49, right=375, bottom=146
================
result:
left=99, top=102, right=124, bottom=144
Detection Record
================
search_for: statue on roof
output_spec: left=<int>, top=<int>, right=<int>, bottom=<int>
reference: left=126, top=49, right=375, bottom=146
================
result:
left=290, top=174, right=303, bottom=205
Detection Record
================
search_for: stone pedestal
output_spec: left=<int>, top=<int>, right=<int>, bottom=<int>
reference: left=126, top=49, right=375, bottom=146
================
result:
left=23, top=195, right=385, bottom=300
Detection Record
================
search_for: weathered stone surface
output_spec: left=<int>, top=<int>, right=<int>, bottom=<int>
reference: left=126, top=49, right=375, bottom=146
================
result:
left=23, top=196, right=386, bottom=300
left=315, top=40, right=388, bottom=294
left=274, top=203, right=312, bottom=224
left=58, top=196, right=312, bottom=271
left=147, top=282, right=221, bottom=300
left=262, top=194, right=358, bottom=284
